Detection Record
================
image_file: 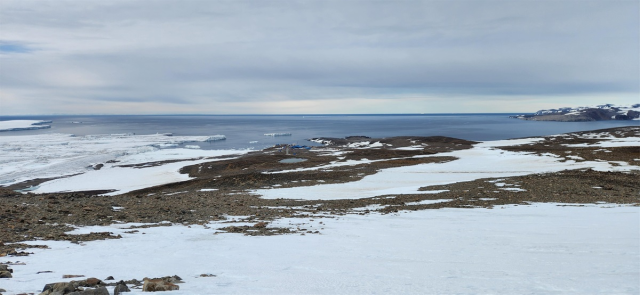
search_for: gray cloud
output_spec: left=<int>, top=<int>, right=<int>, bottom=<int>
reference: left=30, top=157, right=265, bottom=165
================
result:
left=0, top=0, right=638, bottom=115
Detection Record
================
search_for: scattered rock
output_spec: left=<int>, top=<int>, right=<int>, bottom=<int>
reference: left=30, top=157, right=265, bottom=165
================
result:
left=104, top=276, right=114, bottom=281
left=63, top=275, right=85, bottom=279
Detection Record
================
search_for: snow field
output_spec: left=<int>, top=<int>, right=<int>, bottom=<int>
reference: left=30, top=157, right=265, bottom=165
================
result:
left=2, top=204, right=638, bottom=294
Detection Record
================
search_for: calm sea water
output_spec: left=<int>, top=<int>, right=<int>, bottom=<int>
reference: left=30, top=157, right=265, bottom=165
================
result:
left=1, top=114, right=638, bottom=150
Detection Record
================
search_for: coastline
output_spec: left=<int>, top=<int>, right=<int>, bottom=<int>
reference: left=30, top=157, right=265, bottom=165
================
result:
left=1, top=126, right=639, bottom=294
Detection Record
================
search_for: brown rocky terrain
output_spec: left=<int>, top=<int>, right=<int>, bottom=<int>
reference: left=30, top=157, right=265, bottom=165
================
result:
left=0, top=128, right=638, bottom=259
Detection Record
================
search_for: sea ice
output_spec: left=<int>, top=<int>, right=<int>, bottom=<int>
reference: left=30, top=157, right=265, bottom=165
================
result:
left=0, top=119, right=52, bottom=132
left=0, top=133, right=247, bottom=191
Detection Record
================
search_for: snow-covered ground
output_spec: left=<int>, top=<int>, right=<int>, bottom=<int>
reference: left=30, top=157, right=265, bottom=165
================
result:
left=2, top=203, right=638, bottom=294
left=0, top=133, right=247, bottom=194
left=0, top=120, right=52, bottom=132
left=1, top=130, right=639, bottom=294
left=31, top=154, right=236, bottom=196
left=253, top=138, right=640, bottom=200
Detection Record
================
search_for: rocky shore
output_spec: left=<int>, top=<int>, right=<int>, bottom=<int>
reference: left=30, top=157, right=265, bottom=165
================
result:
left=1, top=126, right=639, bottom=294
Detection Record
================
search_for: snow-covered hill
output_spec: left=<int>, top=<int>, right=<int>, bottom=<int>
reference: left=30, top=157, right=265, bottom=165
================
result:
left=511, top=104, right=640, bottom=121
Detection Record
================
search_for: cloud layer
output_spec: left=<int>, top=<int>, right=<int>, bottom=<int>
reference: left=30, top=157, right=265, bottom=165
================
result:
left=1, top=1, right=638, bottom=115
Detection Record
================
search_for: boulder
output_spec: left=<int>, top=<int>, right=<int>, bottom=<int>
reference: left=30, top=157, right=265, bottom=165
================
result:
left=0, top=265, right=11, bottom=272
left=142, top=278, right=180, bottom=292
left=40, top=282, right=75, bottom=295
left=0, top=264, right=12, bottom=278
left=114, top=281, right=131, bottom=295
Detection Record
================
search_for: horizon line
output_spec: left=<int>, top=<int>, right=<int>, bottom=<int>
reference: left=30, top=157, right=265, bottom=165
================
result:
left=0, top=112, right=531, bottom=117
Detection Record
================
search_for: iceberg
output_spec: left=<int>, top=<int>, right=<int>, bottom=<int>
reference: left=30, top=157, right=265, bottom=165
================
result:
left=264, top=132, right=292, bottom=137
left=203, top=135, right=226, bottom=141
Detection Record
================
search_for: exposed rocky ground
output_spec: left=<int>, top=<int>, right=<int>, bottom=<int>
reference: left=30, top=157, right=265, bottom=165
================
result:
left=1, top=127, right=639, bottom=294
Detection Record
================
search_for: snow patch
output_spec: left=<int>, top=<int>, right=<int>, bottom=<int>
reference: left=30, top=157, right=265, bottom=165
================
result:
left=2, top=204, right=637, bottom=294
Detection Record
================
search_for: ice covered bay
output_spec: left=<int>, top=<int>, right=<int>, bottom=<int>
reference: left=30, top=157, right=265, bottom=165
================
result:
left=3, top=204, right=638, bottom=294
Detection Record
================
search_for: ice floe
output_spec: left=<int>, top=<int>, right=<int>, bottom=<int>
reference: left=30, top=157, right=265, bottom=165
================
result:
left=0, top=119, right=52, bottom=132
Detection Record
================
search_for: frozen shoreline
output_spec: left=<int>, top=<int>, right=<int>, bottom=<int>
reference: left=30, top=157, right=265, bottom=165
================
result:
left=0, top=133, right=246, bottom=194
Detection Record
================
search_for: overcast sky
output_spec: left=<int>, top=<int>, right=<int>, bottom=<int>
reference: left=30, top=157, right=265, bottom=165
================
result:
left=0, top=0, right=638, bottom=115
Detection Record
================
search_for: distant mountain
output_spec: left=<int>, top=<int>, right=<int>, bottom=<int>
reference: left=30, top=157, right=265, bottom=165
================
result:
left=510, top=104, right=640, bottom=122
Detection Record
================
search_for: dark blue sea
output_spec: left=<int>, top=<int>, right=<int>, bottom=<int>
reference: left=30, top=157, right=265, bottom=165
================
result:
left=1, top=114, right=638, bottom=150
